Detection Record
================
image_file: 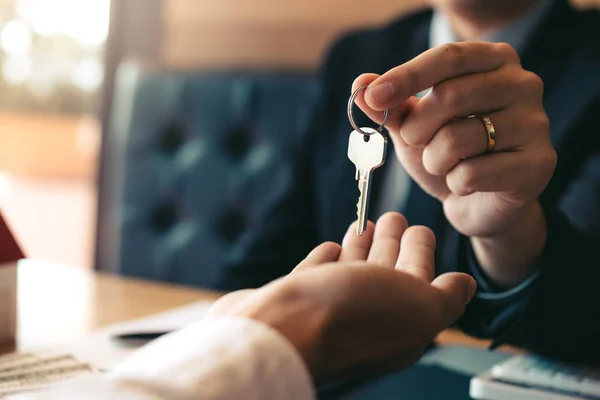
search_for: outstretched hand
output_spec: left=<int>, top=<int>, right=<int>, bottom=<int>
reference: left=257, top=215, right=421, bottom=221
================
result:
left=207, top=212, right=476, bottom=383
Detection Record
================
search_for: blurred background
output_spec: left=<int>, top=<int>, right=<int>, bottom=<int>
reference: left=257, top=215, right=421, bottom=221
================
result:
left=0, top=0, right=598, bottom=280
left=0, top=0, right=107, bottom=268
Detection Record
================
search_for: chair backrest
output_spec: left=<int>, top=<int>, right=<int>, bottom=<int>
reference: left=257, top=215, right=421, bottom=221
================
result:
left=96, top=62, right=317, bottom=287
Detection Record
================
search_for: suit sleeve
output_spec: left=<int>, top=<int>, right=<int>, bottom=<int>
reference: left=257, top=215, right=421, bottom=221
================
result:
left=456, top=96, right=600, bottom=364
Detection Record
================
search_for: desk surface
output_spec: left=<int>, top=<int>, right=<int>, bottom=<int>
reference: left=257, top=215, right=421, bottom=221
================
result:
left=13, top=260, right=494, bottom=352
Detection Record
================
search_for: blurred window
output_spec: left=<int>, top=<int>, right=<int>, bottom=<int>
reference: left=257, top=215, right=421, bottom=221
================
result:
left=0, top=0, right=111, bottom=269
left=0, top=0, right=110, bottom=114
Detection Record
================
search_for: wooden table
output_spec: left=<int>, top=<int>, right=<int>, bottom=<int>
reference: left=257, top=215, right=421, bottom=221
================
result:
left=10, top=260, right=493, bottom=352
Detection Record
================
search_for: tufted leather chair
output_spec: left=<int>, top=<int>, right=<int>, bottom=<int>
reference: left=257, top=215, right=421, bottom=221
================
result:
left=97, top=62, right=317, bottom=288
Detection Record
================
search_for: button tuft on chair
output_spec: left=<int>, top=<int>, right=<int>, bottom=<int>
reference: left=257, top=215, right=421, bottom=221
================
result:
left=151, top=202, right=179, bottom=232
left=223, top=124, right=254, bottom=161
left=160, top=120, right=187, bottom=155
left=216, top=206, right=248, bottom=243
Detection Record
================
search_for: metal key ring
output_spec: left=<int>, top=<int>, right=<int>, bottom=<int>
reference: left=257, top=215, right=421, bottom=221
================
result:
left=347, top=84, right=389, bottom=135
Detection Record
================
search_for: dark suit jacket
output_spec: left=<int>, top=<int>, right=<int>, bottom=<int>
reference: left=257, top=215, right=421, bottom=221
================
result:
left=223, top=0, right=600, bottom=363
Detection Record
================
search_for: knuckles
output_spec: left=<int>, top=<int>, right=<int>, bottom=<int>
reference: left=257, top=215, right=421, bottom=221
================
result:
left=403, top=64, right=421, bottom=94
left=529, top=111, right=551, bottom=137
left=438, top=42, right=521, bottom=72
left=521, top=71, right=545, bottom=101
left=429, top=80, right=462, bottom=112
left=536, top=147, right=558, bottom=181
left=437, top=125, right=464, bottom=158
left=438, top=43, right=468, bottom=73
left=495, top=42, right=521, bottom=64
left=422, top=146, right=442, bottom=176
left=422, top=126, right=463, bottom=176
left=447, top=163, right=479, bottom=196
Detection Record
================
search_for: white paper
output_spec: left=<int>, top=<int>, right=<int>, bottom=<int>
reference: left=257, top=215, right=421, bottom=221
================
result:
left=25, top=301, right=215, bottom=370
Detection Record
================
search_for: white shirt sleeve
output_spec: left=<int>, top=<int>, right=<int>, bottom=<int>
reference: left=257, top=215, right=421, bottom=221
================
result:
left=11, top=317, right=315, bottom=400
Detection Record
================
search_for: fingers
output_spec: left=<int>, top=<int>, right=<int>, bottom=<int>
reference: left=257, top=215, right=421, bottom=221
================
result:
left=367, top=213, right=408, bottom=267
left=400, top=68, right=524, bottom=147
left=445, top=149, right=556, bottom=197
left=339, top=220, right=375, bottom=261
left=294, top=242, right=342, bottom=271
left=421, top=111, right=523, bottom=176
left=298, top=212, right=412, bottom=269
left=364, top=42, right=520, bottom=111
left=395, top=226, right=436, bottom=282
left=431, top=273, right=477, bottom=326
left=351, top=75, right=418, bottom=133
left=400, top=68, right=544, bottom=148
left=422, top=117, right=491, bottom=176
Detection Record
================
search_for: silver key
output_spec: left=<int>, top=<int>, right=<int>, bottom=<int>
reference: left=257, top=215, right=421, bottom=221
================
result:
left=347, top=127, right=387, bottom=235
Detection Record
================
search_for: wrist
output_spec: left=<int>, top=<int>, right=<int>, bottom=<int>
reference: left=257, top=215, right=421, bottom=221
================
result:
left=471, top=201, right=546, bottom=288
left=239, top=283, right=330, bottom=379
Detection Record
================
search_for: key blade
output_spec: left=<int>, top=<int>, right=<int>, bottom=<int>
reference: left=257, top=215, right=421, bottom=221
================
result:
left=356, top=173, right=371, bottom=236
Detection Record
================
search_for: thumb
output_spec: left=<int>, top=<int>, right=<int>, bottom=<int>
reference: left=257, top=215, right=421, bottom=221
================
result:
left=351, top=74, right=418, bottom=132
left=431, top=273, right=477, bottom=325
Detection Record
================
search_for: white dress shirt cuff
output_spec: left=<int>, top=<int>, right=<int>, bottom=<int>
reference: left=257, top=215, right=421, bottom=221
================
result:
left=110, top=316, right=315, bottom=400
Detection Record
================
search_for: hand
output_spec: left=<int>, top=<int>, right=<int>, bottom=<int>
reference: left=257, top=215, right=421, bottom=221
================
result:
left=207, top=213, right=476, bottom=383
left=353, top=42, right=557, bottom=287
